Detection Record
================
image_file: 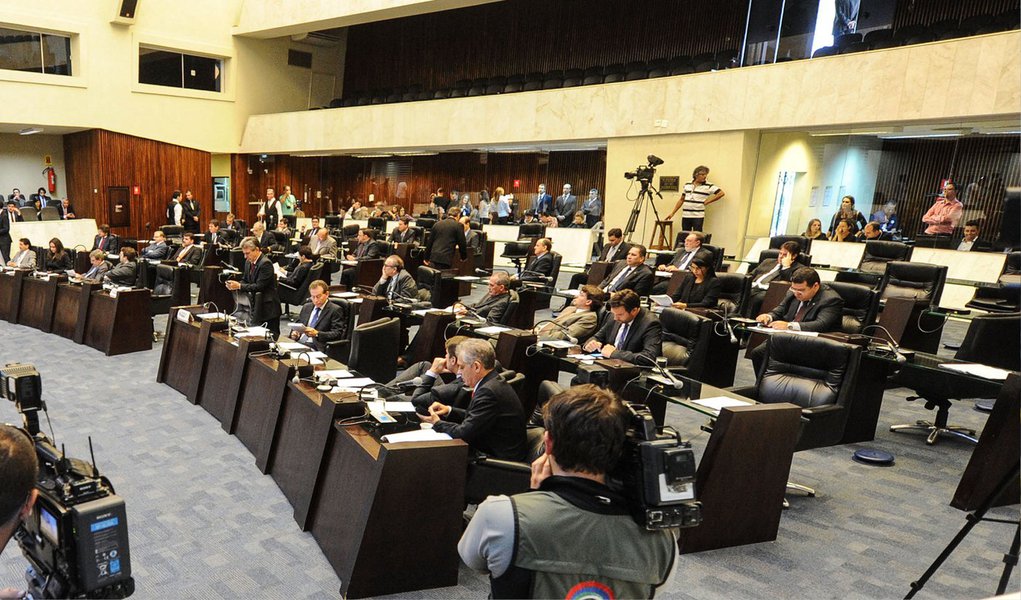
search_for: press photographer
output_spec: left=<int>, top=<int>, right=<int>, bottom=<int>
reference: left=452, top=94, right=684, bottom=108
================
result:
left=0, top=424, right=38, bottom=600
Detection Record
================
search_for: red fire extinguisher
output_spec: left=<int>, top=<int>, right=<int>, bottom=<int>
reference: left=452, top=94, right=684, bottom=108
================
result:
left=43, top=167, right=57, bottom=194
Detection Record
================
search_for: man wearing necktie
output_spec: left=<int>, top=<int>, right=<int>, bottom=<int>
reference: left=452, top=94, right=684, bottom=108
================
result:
left=289, top=279, right=346, bottom=351
left=583, top=289, right=662, bottom=363
left=555, top=183, right=577, bottom=224
left=372, top=255, right=417, bottom=301
left=598, top=245, right=654, bottom=296
left=745, top=241, right=801, bottom=317
left=226, top=236, right=282, bottom=336
left=751, top=267, right=844, bottom=372
left=650, top=232, right=713, bottom=295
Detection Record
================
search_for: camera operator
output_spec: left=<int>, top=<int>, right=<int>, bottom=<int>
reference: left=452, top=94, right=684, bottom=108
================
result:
left=458, top=385, right=676, bottom=598
left=0, top=424, right=38, bottom=599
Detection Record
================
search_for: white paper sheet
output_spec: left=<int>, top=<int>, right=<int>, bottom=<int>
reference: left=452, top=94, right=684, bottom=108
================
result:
left=939, top=363, right=1012, bottom=381
left=693, top=396, right=752, bottom=412
left=380, top=428, right=453, bottom=443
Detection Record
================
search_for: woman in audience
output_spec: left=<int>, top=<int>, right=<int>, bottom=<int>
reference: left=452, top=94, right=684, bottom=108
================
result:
left=477, top=190, right=492, bottom=224
left=567, top=212, right=587, bottom=228
left=671, top=257, right=720, bottom=309
left=803, top=218, right=827, bottom=240
left=458, top=194, right=474, bottom=218
left=44, top=237, right=73, bottom=272
left=395, top=205, right=407, bottom=219
left=829, top=218, right=856, bottom=242
left=827, top=195, right=866, bottom=236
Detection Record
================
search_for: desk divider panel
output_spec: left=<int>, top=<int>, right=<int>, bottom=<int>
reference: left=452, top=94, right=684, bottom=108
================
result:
left=212, top=336, right=271, bottom=431
left=233, top=357, right=294, bottom=470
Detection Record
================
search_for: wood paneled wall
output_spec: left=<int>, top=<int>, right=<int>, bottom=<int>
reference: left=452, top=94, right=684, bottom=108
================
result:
left=873, top=136, right=1020, bottom=239
left=892, top=0, right=1016, bottom=28
left=342, top=0, right=749, bottom=95
left=231, top=150, right=606, bottom=221
left=64, top=130, right=211, bottom=241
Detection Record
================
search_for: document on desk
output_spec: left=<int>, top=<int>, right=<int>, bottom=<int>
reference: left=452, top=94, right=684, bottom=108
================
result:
left=693, top=396, right=752, bottom=414
left=939, top=363, right=1012, bottom=381
left=748, top=326, right=818, bottom=337
left=234, top=326, right=269, bottom=338
left=331, top=377, right=377, bottom=391
left=341, top=260, right=358, bottom=266
left=196, top=312, right=228, bottom=320
left=277, top=341, right=310, bottom=352
left=316, top=369, right=353, bottom=379
left=366, top=401, right=417, bottom=413
left=476, top=325, right=511, bottom=335
left=541, top=340, right=575, bottom=349
left=454, top=276, right=480, bottom=282
left=412, top=307, right=456, bottom=316
left=559, top=288, right=580, bottom=297
left=381, top=428, right=453, bottom=444
left=331, top=292, right=360, bottom=299
left=289, top=351, right=325, bottom=364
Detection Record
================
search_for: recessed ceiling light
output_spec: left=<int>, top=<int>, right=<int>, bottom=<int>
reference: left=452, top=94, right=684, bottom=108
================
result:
left=19, top=127, right=42, bottom=136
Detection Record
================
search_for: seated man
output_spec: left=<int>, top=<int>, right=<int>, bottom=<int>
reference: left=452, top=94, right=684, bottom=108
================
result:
left=388, top=335, right=467, bottom=392
left=535, top=284, right=604, bottom=342
left=598, top=245, right=655, bottom=296
left=457, top=271, right=514, bottom=323
left=957, top=220, right=992, bottom=252
left=7, top=237, right=36, bottom=269
left=513, top=238, right=555, bottom=285
left=154, top=232, right=203, bottom=294
left=301, top=216, right=322, bottom=245
left=141, top=230, right=172, bottom=260
left=650, top=231, right=712, bottom=295
left=74, top=250, right=111, bottom=283
left=104, top=247, right=138, bottom=286
left=250, top=221, right=274, bottom=251
left=750, top=266, right=844, bottom=372
left=857, top=221, right=893, bottom=242
left=372, top=255, right=418, bottom=301
left=206, top=219, right=228, bottom=247
left=91, top=224, right=120, bottom=254
left=340, top=227, right=382, bottom=288
left=419, top=338, right=527, bottom=460
left=310, top=227, right=338, bottom=259
left=582, top=289, right=662, bottom=364
left=278, top=246, right=314, bottom=289
left=746, top=241, right=801, bottom=317
left=459, top=385, right=676, bottom=599
left=389, top=216, right=418, bottom=245
left=564, top=227, right=631, bottom=295
left=289, top=279, right=347, bottom=352
left=461, top=217, right=482, bottom=254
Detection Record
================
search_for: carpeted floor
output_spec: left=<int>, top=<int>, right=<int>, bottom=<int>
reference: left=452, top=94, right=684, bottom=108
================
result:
left=0, top=277, right=1016, bottom=599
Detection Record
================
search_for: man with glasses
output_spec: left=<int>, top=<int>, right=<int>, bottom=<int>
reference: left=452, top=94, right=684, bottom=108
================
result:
left=373, top=255, right=418, bottom=301
left=457, top=271, right=514, bottom=323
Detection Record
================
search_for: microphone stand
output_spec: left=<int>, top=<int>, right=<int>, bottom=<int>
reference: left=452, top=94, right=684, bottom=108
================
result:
left=532, top=318, right=579, bottom=344
left=634, top=354, right=685, bottom=390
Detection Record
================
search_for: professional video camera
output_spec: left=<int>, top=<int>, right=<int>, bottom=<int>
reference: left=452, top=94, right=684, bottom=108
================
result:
left=623, top=154, right=665, bottom=183
left=1, top=363, right=134, bottom=599
left=611, top=402, right=702, bottom=531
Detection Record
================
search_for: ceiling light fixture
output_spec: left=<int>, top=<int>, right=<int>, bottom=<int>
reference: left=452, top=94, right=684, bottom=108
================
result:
left=19, top=127, right=42, bottom=136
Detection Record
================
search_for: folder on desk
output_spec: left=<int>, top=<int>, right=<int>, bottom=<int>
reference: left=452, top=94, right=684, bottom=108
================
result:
left=693, top=396, right=752, bottom=414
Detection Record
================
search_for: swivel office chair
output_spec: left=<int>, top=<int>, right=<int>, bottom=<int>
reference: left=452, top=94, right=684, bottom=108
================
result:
left=834, top=241, right=912, bottom=287
left=827, top=281, right=880, bottom=334
left=278, top=263, right=323, bottom=316
left=344, top=317, right=400, bottom=383
left=877, top=261, right=947, bottom=305
left=659, top=309, right=712, bottom=379
left=769, top=235, right=812, bottom=254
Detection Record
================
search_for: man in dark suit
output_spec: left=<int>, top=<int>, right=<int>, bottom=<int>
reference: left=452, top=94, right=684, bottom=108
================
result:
left=564, top=227, right=632, bottom=295
left=373, top=255, right=418, bottom=301
left=746, top=241, right=802, bottom=317
left=555, top=183, right=577, bottom=225
left=598, top=245, right=655, bottom=296
left=460, top=217, right=482, bottom=254
left=583, top=289, right=662, bottom=364
left=514, top=238, right=554, bottom=284
left=389, top=217, right=418, bottom=245
left=92, top=224, right=121, bottom=254
left=425, top=213, right=468, bottom=269
left=340, top=228, right=384, bottom=288
left=104, top=247, right=138, bottom=287
left=250, top=222, right=274, bottom=251
left=420, top=338, right=527, bottom=461
left=279, top=246, right=314, bottom=289
left=154, top=232, right=204, bottom=293
left=532, top=184, right=553, bottom=216
left=226, top=236, right=282, bottom=336
left=182, top=189, right=200, bottom=233
left=750, top=267, right=844, bottom=372
left=289, top=279, right=347, bottom=352
left=857, top=221, right=894, bottom=242
left=650, top=231, right=713, bottom=294
left=459, top=271, right=514, bottom=323
left=57, top=198, right=76, bottom=220
left=141, top=231, right=172, bottom=260
left=301, top=217, right=322, bottom=245
left=956, top=220, right=993, bottom=252
left=8, top=189, right=27, bottom=206
left=206, top=219, right=227, bottom=247
left=0, top=201, right=23, bottom=264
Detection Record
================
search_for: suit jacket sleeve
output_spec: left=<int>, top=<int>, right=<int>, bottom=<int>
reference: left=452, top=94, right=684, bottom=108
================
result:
left=767, top=294, right=795, bottom=322
left=565, top=311, right=598, bottom=341
left=240, top=260, right=275, bottom=294
left=455, top=225, right=468, bottom=260
left=798, top=293, right=844, bottom=333
left=687, top=277, right=722, bottom=308
left=611, top=316, right=662, bottom=364
left=314, top=305, right=346, bottom=343
left=433, top=385, right=502, bottom=445
left=632, top=266, right=654, bottom=296
left=591, top=315, right=615, bottom=346
left=486, top=295, right=510, bottom=323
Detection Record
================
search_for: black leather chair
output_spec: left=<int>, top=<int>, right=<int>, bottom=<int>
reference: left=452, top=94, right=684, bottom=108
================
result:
left=518, top=223, right=545, bottom=240
left=161, top=225, right=184, bottom=244
left=834, top=241, right=912, bottom=287
left=757, top=249, right=811, bottom=268
left=827, top=281, right=880, bottom=334
left=367, top=217, right=386, bottom=230
left=877, top=261, right=947, bottom=305
left=672, top=230, right=712, bottom=248
left=701, top=244, right=725, bottom=272
left=660, top=309, right=712, bottom=379
left=343, top=317, right=400, bottom=383
left=415, top=217, right=436, bottom=230
left=715, top=272, right=748, bottom=314
left=278, top=263, right=323, bottom=315
left=890, top=314, right=1020, bottom=445
left=769, top=235, right=811, bottom=254
left=416, top=265, right=442, bottom=303
left=341, top=224, right=359, bottom=240
left=731, top=335, right=862, bottom=498
left=498, top=291, right=520, bottom=326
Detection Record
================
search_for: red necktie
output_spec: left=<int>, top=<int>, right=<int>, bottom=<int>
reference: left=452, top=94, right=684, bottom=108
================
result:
left=793, top=302, right=809, bottom=322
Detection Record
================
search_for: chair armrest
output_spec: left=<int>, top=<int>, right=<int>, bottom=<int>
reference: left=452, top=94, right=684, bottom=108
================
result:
left=278, top=281, right=297, bottom=292
left=726, top=385, right=759, bottom=400
left=801, top=404, right=843, bottom=417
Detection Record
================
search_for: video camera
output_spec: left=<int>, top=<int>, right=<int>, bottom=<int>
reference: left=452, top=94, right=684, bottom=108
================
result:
left=1, top=363, right=134, bottom=599
left=624, top=154, right=665, bottom=184
left=611, top=402, right=702, bottom=530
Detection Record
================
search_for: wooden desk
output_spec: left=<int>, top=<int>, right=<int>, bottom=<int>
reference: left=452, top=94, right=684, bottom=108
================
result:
left=83, top=289, right=153, bottom=355
left=309, top=425, right=468, bottom=598
left=18, top=274, right=65, bottom=332
left=53, top=281, right=100, bottom=342
left=196, top=266, right=236, bottom=314
left=0, top=269, right=28, bottom=322
left=233, top=355, right=294, bottom=467
left=157, top=307, right=228, bottom=402
left=197, top=332, right=270, bottom=428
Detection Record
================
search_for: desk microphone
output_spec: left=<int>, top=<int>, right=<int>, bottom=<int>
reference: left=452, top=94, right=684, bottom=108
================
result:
left=634, top=354, right=685, bottom=390
left=533, top=319, right=578, bottom=344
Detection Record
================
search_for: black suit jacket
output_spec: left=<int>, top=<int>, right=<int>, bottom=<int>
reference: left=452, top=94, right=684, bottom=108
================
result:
left=279, top=260, right=312, bottom=289
left=521, top=252, right=554, bottom=282
left=767, top=285, right=844, bottom=332
left=389, top=228, right=418, bottom=245
left=599, top=263, right=655, bottom=296
left=171, top=244, right=203, bottom=266
left=433, top=370, right=527, bottom=460
left=749, top=259, right=799, bottom=288
left=182, top=199, right=200, bottom=231
left=667, top=247, right=712, bottom=269
left=591, top=308, right=662, bottom=364
left=964, top=238, right=994, bottom=252
left=354, top=240, right=385, bottom=259
left=92, top=234, right=121, bottom=254
left=598, top=241, right=632, bottom=262
left=294, top=301, right=346, bottom=351
left=256, top=232, right=274, bottom=250
left=425, top=217, right=468, bottom=266
left=240, top=254, right=281, bottom=321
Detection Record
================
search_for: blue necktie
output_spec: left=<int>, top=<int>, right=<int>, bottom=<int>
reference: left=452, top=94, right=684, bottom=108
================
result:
left=309, top=306, right=321, bottom=328
left=614, top=322, right=630, bottom=348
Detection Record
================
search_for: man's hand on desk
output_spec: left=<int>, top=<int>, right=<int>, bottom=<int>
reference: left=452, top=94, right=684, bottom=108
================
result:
left=767, top=321, right=791, bottom=330
left=599, top=344, right=616, bottom=358
left=419, top=402, right=451, bottom=424
left=345, top=254, right=356, bottom=261
left=663, top=265, right=678, bottom=272
left=583, top=339, right=602, bottom=353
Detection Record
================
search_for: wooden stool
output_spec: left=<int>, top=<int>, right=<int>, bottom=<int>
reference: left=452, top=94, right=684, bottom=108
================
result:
left=650, top=220, right=674, bottom=250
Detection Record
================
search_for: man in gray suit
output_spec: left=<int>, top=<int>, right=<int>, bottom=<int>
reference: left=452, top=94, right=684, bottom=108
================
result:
left=104, top=247, right=138, bottom=286
left=535, top=284, right=604, bottom=342
left=74, top=250, right=111, bottom=283
left=457, top=271, right=514, bottom=323
left=310, top=228, right=338, bottom=259
left=555, top=183, right=577, bottom=225
left=372, top=255, right=418, bottom=301
left=7, top=237, right=36, bottom=269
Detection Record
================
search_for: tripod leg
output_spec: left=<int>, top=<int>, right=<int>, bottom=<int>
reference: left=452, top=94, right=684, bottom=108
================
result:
left=996, top=524, right=1020, bottom=596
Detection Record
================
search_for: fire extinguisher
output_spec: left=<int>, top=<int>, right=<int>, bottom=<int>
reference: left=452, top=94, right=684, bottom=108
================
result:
left=43, top=167, right=57, bottom=194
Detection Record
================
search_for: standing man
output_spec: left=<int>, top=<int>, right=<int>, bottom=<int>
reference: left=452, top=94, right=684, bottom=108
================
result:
left=581, top=188, right=602, bottom=228
left=555, top=184, right=577, bottom=225
left=532, top=184, right=553, bottom=216
left=0, top=200, right=23, bottom=264
left=665, top=165, right=725, bottom=232
left=258, top=187, right=283, bottom=231
left=166, top=190, right=184, bottom=226
left=226, top=236, right=281, bottom=336
left=182, top=190, right=200, bottom=233
left=290, top=279, right=346, bottom=351
left=459, top=385, right=676, bottom=598
left=921, top=181, right=963, bottom=236
left=280, top=185, right=298, bottom=219
left=424, top=212, right=468, bottom=270
left=583, top=289, right=662, bottom=364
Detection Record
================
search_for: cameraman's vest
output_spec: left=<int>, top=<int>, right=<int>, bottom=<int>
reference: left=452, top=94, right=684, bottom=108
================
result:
left=494, top=478, right=676, bottom=599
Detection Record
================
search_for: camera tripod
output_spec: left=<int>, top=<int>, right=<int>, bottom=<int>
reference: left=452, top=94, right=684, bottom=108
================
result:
left=623, top=178, right=664, bottom=242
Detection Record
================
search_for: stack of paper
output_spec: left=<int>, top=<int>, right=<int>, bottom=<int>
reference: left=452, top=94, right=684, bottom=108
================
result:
left=939, top=362, right=1012, bottom=381
left=476, top=325, right=511, bottom=335
left=381, top=428, right=453, bottom=443
left=692, top=396, right=752, bottom=414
